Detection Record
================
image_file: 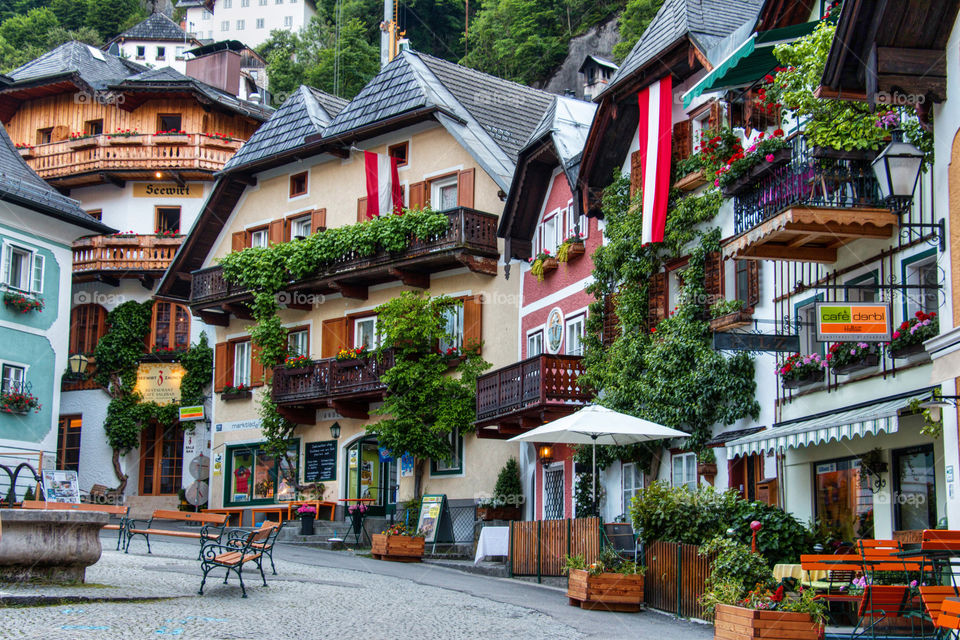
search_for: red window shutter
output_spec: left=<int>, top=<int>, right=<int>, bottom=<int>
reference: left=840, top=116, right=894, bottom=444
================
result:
left=357, top=197, right=368, bottom=222
left=409, top=181, right=426, bottom=210
left=457, top=169, right=475, bottom=208
left=214, top=342, right=228, bottom=392
left=231, top=231, right=246, bottom=252
left=630, top=150, right=643, bottom=198
left=250, top=343, right=264, bottom=387
left=268, top=219, right=285, bottom=245
left=311, top=208, right=326, bottom=233
left=747, top=261, right=760, bottom=308
left=672, top=119, right=692, bottom=162
left=648, top=272, right=667, bottom=327
left=462, top=295, right=482, bottom=354
left=704, top=252, right=724, bottom=300
left=321, top=318, right=349, bottom=359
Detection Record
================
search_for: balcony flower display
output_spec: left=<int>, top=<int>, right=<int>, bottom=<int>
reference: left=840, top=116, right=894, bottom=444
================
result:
left=14, top=143, right=33, bottom=150
left=155, top=129, right=187, bottom=136
left=202, top=132, right=236, bottom=142
left=528, top=250, right=558, bottom=282
left=221, top=383, right=251, bottom=400
left=154, top=229, right=181, bottom=238
left=778, top=352, right=826, bottom=388
left=283, top=354, right=313, bottom=373
left=828, top=341, right=879, bottom=375
left=336, top=346, right=368, bottom=362
left=3, top=291, right=44, bottom=314
left=714, top=130, right=789, bottom=192
left=556, top=230, right=586, bottom=263
left=0, top=388, right=41, bottom=414
left=887, top=310, right=938, bottom=358
left=105, top=129, right=140, bottom=138
left=68, top=132, right=97, bottom=140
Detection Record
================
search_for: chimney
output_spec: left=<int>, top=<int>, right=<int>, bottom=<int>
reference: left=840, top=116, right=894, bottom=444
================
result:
left=185, top=48, right=242, bottom=96
left=380, top=0, right=393, bottom=67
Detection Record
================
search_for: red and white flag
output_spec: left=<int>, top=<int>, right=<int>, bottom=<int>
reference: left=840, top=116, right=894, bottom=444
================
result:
left=637, top=75, right=673, bottom=245
left=364, top=151, right=404, bottom=218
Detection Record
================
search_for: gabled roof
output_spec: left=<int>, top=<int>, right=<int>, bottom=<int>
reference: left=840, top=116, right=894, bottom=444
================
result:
left=578, top=55, right=618, bottom=73
left=8, top=41, right=145, bottom=91
left=108, top=12, right=195, bottom=44
left=604, top=0, right=764, bottom=96
left=0, top=126, right=112, bottom=233
left=224, top=86, right=347, bottom=171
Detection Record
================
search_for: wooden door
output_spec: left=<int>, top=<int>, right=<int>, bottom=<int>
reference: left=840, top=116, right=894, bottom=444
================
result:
left=139, top=422, right=185, bottom=496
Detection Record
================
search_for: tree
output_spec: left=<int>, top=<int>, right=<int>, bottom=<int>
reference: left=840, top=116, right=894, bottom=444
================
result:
left=369, top=292, right=490, bottom=497
left=0, top=6, right=58, bottom=50
left=612, top=0, right=664, bottom=62
left=86, top=0, right=145, bottom=41
left=50, top=0, right=88, bottom=31
left=304, top=17, right=379, bottom=99
left=45, top=25, right=103, bottom=49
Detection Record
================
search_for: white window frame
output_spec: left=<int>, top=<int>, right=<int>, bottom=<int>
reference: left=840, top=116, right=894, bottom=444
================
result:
left=905, top=256, right=938, bottom=318
left=236, top=19, right=245, bottom=30
left=430, top=427, right=463, bottom=476
left=283, top=15, right=292, bottom=26
left=537, top=210, right=560, bottom=256
left=438, top=305, right=464, bottom=353
left=353, top=316, right=379, bottom=350
left=567, top=202, right=588, bottom=240
left=220, top=20, right=229, bottom=31
left=135, top=45, right=145, bottom=59
left=1, top=363, right=25, bottom=394
left=241, top=0, right=250, bottom=6
left=527, top=329, right=544, bottom=358
left=233, top=341, right=251, bottom=387
left=287, top=330, right=309, bottom=357
left=430, top=175, right=458, bottom=211
left=255, top=17, right=265, bottom=28
left=202, top=9, right=212, bottom=19
left=565, top=314, right=586, bottom=356
left=249, top=229, right=268, bottom=248
left=622, top=462, right=644, bottom=515
left=156, top=46, right=165, bottom=60
left=3, top=244, right=43, bottom=294
left=671, top=452, right=697, bottom=490
left=175, top=46, right=185, bottom=59
left=290, top=215, right=312, bottom=239
left=223, top=0, right=232, bottom=7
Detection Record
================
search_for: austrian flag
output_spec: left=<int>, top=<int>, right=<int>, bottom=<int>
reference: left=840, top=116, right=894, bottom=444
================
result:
left=364, top=151, right=404, bottom=218
left=637, top=75, right=673, bottom=244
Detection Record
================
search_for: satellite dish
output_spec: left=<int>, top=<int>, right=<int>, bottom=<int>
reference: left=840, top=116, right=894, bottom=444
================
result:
left=185, top=480, right=209, bottom=506
left=189, top=454, right=210, bottom=479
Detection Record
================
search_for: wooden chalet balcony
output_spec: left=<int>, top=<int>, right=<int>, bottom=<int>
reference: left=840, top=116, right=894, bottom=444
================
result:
left=20, top=133, right=242, bottom=188
left=73, top=234, right=183, bottom=286
left=271, top=351, right=396, bottom=423
left=475, top=355, right=589, bottom=439
left=725, top=136, right=898, bottom=264
left=189, top=207, right=499, bottom=321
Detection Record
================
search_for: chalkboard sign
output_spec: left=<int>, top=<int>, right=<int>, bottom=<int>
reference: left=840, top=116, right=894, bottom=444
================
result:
left=304, top=440, right=337, bottom=482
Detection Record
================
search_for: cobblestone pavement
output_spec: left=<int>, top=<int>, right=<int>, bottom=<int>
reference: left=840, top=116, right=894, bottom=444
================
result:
left=0, top=537, right=714, bottom=640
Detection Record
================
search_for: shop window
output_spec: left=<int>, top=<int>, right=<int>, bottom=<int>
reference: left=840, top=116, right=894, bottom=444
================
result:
left=438, top=305, right=464, bottom=353
left=388, top=142, right=408, bottom=167
left=622, top=462, right=643, bottom=515
left=226, top=441, right=299, bottom=505
left=233, top=340, right=251, bottom=387
left=527, top=330, right=543, bottom=357
left=85, top=120, right=103, bottom=136
left=893, top=445, right=937, bottom=531
left=287, top=328, right=309, bottom=357
left=70, top=304, right=108, bottom=354
left=157, top=114, right=182, bottom=133
left=430, top=175, right=458, bottom=211
left=249, top=227, right=268, bottom=248
left=814, top=457, right=874, bottom=542
left=151, top=302, right=190, bottom=351
left=3, top=244, right=43, bottom=293
left=671, top=452, right=697, bottom=489
left=289, top=214, right=311, bottom=239
left=353, top=316, right=378, bottom=350
left=430, top=428, right=463, bottom=475
left=57, top=416, right=82, bottom=472
left=565, top=315, right=585, bottom=356
left=139, top=422, right=184, bottom=495
left=155, top=206, right=181, bottom=234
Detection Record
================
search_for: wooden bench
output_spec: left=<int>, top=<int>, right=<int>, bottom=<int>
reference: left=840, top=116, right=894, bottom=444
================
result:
left=199, top=525, right=275, bottom=598
left=226, top=520, right=284, bottom=575
left=125, top=509, right=228, bottom=557
left=21, top=500, right=129, bottom=550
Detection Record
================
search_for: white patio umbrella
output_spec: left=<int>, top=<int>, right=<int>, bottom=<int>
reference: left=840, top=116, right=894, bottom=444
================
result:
left=508, top=404, right=690, bottom=512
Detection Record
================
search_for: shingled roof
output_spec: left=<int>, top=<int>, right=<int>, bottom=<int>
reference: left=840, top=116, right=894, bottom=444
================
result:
left=224, top=86, right=347, bottom=171
left=8, top=41, right=144, bottom=91
left=604, top=0, right=764, bottom=95
left=0, top=126, right=112, bottom=233
left=110, top=12, right=192, bottom=43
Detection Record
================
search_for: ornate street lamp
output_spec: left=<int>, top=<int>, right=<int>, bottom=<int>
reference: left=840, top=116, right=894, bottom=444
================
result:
left=329, top=421, right=341, bottom=439
left=871, top=129, right=925, bottom=209
left=537, top=444, right=554, bottom=466
left=68, top=353, right=89, bottom=376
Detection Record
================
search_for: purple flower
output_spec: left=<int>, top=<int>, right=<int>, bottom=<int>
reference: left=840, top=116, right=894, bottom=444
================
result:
left=850, top=349, right=856, bottom=355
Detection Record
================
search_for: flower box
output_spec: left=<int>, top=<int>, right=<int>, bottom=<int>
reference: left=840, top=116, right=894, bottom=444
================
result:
left=810, top=146, right=879, bottom=162
left=201, top=137, right=241, bottom=150
left=17, top=147, right=34, bottom=159
left=371, top=533, right=425, bottom=562
left=67, top=137, right=99, bottom=150
left=541, top=257, right=559, bottom=274
left=698, top=463, right=718, bottom=478
left=334, top=358, right=367, bottom=368
left=709, top=310, right=754, bottom=332
left=714, top=604, right=821, bottom=640
left=283, top=366, right=313, bottom=376
left=477, top=506, right=521, bottom=521
left=833, top=353, right=879, bottom=375
left=221, top=389, right=252, bottom=401
left=566, top=569, right=644, bottom=612
left=153, top=134, right=191, bottom=145
left=720, top=148, right=792, bottom=197
left=782, top=370, right=824, bottom=389
left=564, top=242, right=585, bottom=260
left=674, top=169, right=708, bottom=192
left=890, top=343, right=927, bottom=359
left=106, top=135, right=144, bottom=145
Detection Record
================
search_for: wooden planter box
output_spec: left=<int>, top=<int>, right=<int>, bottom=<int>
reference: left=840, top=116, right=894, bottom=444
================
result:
left=283, top=366, right=313, bottom=376
left=477, top=506, right=521, bottom=521
left=153, top=135, right=191, bottom=145
left=16, top=147, right=34, bottom=159
left=371, top=533, right=425, bottom=562
left=566, top=569, right=644, bottom=612
left=709, top=310, right=753, bottom=332
left=890, top=343, right=927, bottom=359
left=67, top=137, right=99, bottom=150
left=811, top=146, right=879, bottom=162
left=714, top=604, right=821, bottom=640
left=221, top=389, right=252, bottom=401
left=782, top=370, right=825, bottom=389
left=106, top=135, right=144, bottom=145
left=564, top=242, right=585, bottom=260
left=833, top=353, right=879, bottom=375
left=720, top=148, right=792, bottom=197
left=541, top=257, right=559, bottom=274
left=698, top=463, right=717, bottom=477
left=674, top=170, right=708, bottom=192
left=201, top=137, right=240, bottom=150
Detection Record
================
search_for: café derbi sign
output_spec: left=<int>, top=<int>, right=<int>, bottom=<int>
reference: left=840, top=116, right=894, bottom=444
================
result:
left=816, top=302, right=892, bottom=342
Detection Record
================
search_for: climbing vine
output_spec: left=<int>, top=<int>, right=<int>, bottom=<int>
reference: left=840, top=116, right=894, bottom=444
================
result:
left=93, top=301, right=213, bottom=492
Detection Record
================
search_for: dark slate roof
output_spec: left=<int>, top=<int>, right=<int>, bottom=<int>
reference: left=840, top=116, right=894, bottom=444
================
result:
left=0, top=127, right=112, bottom=233
left=605, top=0, right=764, bottom=93
left=523, top=95, right=595, bottom=183
left=111, top=12, right=189, bottom=43
left=224, top=85, right=347, bottom=171
left=578, top=55, right=619, bottom=73
left=8, top=41, right=145, bottom=90
left=704, top=426, right=765, bottom=447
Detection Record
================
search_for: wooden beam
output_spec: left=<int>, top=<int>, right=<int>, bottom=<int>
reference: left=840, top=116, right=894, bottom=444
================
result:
left=223, top=303, right=253, bottom=320
left=232, top=173, right=257, bottom=186
left=331, top=400, right=368, bottom=420
left=388, top=268, right=429, bottom=289
left=277, top=406, right=316, bottom=425
left=286, top=302, right=312, bottom=311
left=783, top=222, right=895, bottom=239
left=95, top=274, right=120, bottom=287
left=741, top=244, right=837, bottom=263
left=877, top=47, right=946, bottom=77
left=329, top=281, right=368, bottom=300
left=99, top=172, right=125, bottom=189
left=878, top=73, right=946, bottom=101
left=138, top=275, right=155, bottom=290
left=457, top=255, right=498, bottom=276
left=199, top=310, right=230, bottom=326
left=328, top=147, right=350, bottom=159
left=169, top=171, right=186, bottom=188
left=520, top=416, right=542, bottom=430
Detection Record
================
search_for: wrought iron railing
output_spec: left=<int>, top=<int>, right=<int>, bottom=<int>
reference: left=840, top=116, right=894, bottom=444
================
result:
left=272, top=350, right=395, bottom=404
left=475, top=354, right=589, bottom=423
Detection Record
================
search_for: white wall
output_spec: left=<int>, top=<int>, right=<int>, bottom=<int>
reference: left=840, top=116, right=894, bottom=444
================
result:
left=117, top=39, right=189, bottom=73
left=201, top=0, right=315, bottom=48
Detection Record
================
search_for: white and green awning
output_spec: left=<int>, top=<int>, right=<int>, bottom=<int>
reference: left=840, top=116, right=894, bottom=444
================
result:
left=725, top=392, right=931, bottom=457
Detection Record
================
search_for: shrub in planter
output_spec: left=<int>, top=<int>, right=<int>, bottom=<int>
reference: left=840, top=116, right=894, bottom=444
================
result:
left=479, top=457, right=523, bottom=520
left=371, top=522, right=425, bottom=562
left=828, top=341, right=879, bottom=374
left=710, top=587, right=826, bottom=640
left=564, top=548, right=646, bottom=611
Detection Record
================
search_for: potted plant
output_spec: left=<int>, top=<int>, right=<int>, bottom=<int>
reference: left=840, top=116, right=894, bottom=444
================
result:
left=335, top=346, right=368, bottom=365
left=556, top=231, right=586, bottom=263
left=0, top=388, right=41, bottom=414
left=221, top=383, right=251, bottom=401
left=153, top=129, right=190, bottom=144
left=371, top=522, right=425, bottom=562
left=67, top=132, right=99, bottom=150
left=284, top=354, right=314, bottom=375
left=297, top=504, right=316, bottom=535
left=200, top=132, right=240, bottom=149
left=564, top=549, right=645, bottom=612
left=778, top=353, right=826, bottom=389
left=478, top=458, right=523, bottom=520
left=697, top=448, right=717, bottom=482
left=3, top=291, right=44, bottom=314
left=528, top=250, right=558, bottom=282
left=708, top=299, right=753, bottom=332
left=715, top=132, right=791, bottom=197
left=887, top=311, right=938, bottom=359
left=829, top=341, right=879, bottom=375
left=712, top=585, right=826, bottom=640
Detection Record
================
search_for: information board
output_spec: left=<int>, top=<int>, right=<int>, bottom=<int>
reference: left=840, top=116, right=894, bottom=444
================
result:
left=41, top=470, right=80, bottom=503
left=304, top=440, right=336, bottom=482
left=417, top=494, right=454, bottom=544
left=713, top=332, right=800, bottom=352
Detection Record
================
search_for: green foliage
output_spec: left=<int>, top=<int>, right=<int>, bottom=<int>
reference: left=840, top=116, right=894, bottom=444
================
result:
left=493, top=457, right=522, bottom=502
left=179, top=333, right=213, bottom=403
left=700, top=536, right=774, bottom=595
left=258, top=386, right=296, bottom=459
left=85, top=0, right=145, bottom=41
left=612, top=0, right=664, bottom=62
left=574, top=471, right=604, bottom=516
left=564, top=547, right=643, bottom=576
left=94, top=301, right=154, bottom=392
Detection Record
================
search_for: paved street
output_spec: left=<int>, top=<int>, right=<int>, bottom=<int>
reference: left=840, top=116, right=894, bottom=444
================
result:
left=1, top=534, right=713, bottom=640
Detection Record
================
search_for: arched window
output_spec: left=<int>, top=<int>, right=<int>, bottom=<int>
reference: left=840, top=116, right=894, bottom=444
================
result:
left=69, top=304, right=108, bottom=354
left=151, top=302, right=190, bottom=351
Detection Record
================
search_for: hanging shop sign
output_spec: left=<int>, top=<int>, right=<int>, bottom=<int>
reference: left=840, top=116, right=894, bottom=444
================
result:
left=816, top=302, right=892, bottom=342
left=179, top=405, right=204, bottom=421
left=132, top=183, right=204, bottom=198
left=134, top=363, right=185, bottom=406
left=713, top=332, right=800, bottom=352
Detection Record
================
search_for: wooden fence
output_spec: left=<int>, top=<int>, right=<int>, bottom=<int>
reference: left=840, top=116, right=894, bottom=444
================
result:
left=509, top=517, right=600, bottom=578
left=644, top=540, right=714, bottom=619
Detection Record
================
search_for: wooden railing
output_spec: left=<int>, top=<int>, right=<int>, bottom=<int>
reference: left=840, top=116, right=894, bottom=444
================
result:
left=509, top=517, right=600, bottom=577
left=272, top=350, right=396, bottom=405
left=190, top=207, right=499, bottom=306
left=476, top=354, right=588, bottom=423
left=22, top=134, right=242, bottom=179
left=73, top=235, right=183, bottom=274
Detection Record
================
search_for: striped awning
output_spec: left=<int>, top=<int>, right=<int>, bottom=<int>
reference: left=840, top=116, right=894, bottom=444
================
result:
left=726, top=392, right=931, bottom=457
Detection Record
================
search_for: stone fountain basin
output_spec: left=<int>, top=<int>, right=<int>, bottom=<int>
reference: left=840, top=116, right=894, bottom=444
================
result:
left=0, top=508, right=108, bottom=583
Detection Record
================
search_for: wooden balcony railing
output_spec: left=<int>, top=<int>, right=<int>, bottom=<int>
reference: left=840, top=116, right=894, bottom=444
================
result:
left=73, top=234, right=183, bottom=276
left=475, top=355, right=589, bottom=434
left=22, top=134, right=242, bottom=180
left=190, top=207, right=499, bottom=309
left=272, top=351, right=395, bottom=412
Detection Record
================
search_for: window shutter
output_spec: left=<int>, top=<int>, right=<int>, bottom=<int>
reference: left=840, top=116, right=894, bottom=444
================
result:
left=31, top=253, right=44, bottom=293
left=231, top=231, right=246, bottom=252
left=311, top=208, right=326, bottom=233
left=250, top=343, right=264, bottom=387
left=320, top=317, right=349, bottom=359
left=747, top=261, right=760, bottom=308
left=457, top=169, right=475, bottom=208
left=268, top=219, right=285, bottom=245
left=630, top=150, right=643, bottom=198
left=409, top=181, right=426, bottom=210
left=672, top=119, right=692, bottom=162
left=214, top=341, right=229, bottom=392
left=2, top=245, right=11, bottom=286
left=602, top=293, right=620, bottom=347
left=51, top=125, right=70, bottom=142
left=357, top=196, right=368, bottom=222
left=463, top=294, right=482, bottom=354
left=647, top=271, right=667, bottom=327
left=69, top=306, right=82, bottom=353
left=708, top=101, right=724, bottom=130
left=704, top=252, right=724, bottom=299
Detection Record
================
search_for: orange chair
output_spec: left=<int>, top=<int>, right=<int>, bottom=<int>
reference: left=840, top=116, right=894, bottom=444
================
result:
left=935, top=597, right=960, bottom=639
left=852, top=585, right=913, bottom=640
left=920, top=586, right=960, bottom=628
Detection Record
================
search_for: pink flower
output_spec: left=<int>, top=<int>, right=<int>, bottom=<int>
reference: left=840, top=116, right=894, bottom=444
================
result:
left=765, top=154, right=775, bottom=162
left=892, top=330, right=901, bottom=339
left=714, top=179, right=720, bottom=187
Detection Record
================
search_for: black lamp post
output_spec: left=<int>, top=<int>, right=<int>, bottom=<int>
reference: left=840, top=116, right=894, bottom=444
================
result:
left=871, top=129, right=925, bottom=211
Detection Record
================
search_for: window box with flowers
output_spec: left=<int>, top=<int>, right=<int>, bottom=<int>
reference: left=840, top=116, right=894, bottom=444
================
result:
left=283, top=354, right=314, bottom=375
left=3, top=291, right=44, bottom=314
left=529, top=251, right=558, bottom=282
left=15, top=143, right=34, bottom=158
left=674, top=166, right=709, bottom=192
left=105, top=130, right=143, bottom=145
left=888, top=311, right=937, bottom=359
left=556, top=231, right=586, bottom=263
left=200, top=133, right=241, bottom=150
left=371, top=522, right=424, bottom=562
left=154, top=229, right=181, bottom=239
left=67, top=133, right=100, bottom=150
left=335, top=346, right=368, bottom=366
left=778, top=353, right=826, bottom=389
left=153, top=130, right=190, bottom=145
left=0, top=388, right=41, bottom=415
left=221, top=384, right=251, bottom=401
left=148, top=345, right=187, bottom=362
left=708, top=299, right=753, bottom=332
left=564, top=551, right=645, bottom=611
left=829, top=341, right=879, bottom=375
left=716, top=133, right=791, bottom=197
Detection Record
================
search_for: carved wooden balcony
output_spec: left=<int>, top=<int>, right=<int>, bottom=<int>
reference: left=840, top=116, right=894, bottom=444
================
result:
left=73, top=234, right=183, bottom=287
left=475, top=354, right=590, bottom=439
left=271, top=350, right=395, bottom=423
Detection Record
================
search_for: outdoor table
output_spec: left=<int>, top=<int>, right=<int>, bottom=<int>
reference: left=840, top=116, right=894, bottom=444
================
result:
left=474, top=526, right=509, bottom=565
left=203, top=507, right=248, bottom=527
left=339, top=498, right=375, bottom=545
left=286, top=500, right=336, bottom=521
left=773, top=563, right=828, bottom=583
left=250, top=506, right=286, bottom=526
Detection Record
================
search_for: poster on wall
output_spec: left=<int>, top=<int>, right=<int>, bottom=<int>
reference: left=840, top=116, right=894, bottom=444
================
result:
left=231, top=451, right=253, bottom=502
left=41, top=470, right=80, bottom=503
left=400, top=453, right=414, bottom=478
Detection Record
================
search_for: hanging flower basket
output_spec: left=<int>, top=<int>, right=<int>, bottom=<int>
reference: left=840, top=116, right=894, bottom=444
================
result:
left=887, top=311, right=937, bottom=359
left=782, top=370, right=824, bottom=389
left=891, top=343, right=927, bottom=359
left=779, top=353, right=826, bottom=389
left=829, top=341, right=880, bottom=375
left=0, top=389, right=41, bottom=415
left=3, top=291, right=44, bottom=314
left=834, top=353, right=879, bottom=375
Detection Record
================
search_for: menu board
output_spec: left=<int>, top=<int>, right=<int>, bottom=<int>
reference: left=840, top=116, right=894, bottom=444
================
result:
left=304, top=440, right=337, bottom=482
left=417, top=494, right=452, bottom=544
